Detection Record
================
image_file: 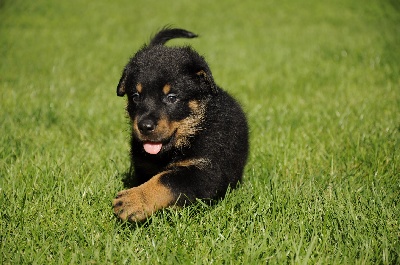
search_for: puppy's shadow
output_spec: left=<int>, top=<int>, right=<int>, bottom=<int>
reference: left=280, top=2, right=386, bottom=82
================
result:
left=117, top=166, right=138, bottom=189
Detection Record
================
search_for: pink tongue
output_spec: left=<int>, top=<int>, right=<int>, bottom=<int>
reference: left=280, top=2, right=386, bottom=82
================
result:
left=143, top=142, right=162, bottom=155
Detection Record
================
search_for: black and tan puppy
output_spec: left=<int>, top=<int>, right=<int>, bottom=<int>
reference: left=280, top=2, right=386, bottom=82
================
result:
left=113, top=28, right=249, bottom=222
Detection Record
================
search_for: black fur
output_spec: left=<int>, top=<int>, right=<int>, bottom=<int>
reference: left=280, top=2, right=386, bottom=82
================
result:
left=113, top=27, right=249, bottom=222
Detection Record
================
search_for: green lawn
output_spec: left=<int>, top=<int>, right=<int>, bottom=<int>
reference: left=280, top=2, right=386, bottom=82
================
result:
left=1, top=0, right=399, bottom=263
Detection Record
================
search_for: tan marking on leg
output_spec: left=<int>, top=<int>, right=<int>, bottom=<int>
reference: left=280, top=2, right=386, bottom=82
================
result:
left=136, top=83, right=143, bottom=93
left=162, top=84, right=171, bottom=95
left=113, top=170, right=174, bottom=222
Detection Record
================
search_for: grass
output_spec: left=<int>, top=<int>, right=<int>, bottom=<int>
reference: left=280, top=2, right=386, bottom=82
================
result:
left=0, top=0, right=399, bottom=263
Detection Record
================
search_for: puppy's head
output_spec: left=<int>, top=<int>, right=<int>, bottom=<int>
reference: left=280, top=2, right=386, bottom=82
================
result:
left=116, top=28, right=217, bottom=155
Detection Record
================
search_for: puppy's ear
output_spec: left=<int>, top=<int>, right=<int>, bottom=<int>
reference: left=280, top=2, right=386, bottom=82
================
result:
left=196, top=69, right=218, bottom=95
left=116, top=69, right=127, bottom=97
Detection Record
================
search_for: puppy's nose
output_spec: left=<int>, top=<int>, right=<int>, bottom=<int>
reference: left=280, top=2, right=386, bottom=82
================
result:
left=138, top=119, right=156, bottom=134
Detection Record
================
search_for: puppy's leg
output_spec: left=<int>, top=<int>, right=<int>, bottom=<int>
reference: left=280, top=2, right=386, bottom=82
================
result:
left=113, top=158, right=221, bottom=222
left=113, top=170, right=175, bottom=222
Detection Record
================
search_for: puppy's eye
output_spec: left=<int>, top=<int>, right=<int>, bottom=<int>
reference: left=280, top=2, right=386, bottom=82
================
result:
left=132, top=92, right=140, bottom=102
left=165, top=93, right=178, bottom=104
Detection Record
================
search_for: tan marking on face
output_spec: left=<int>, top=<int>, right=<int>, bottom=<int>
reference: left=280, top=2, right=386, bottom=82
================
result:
left=173, top=99, right=207, bottom=148
left=168, top=158, right=211, bottom=170
left=131, top=99, right=207, bottom=146
left=132, top=114, right=176, bottom=142
left=156, top=116, right=172, bottom=136
left=188, top=100, right=199, bottom=111
left=162, top=84, right=171, bottom=95
left=117, top=81, right=125, bottom=95
left=136, top=83, right=143, bottom=93
left=196, top=70, right=207, bottom=77
left=132, top=115, right=140, bottom=137
left=112, top=170, right=175, bottom=222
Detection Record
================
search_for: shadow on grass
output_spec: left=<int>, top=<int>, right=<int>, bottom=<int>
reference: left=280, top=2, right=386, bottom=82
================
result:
left=120, top=171, right=137, bottom=189
left=115, top=165, right=138, bottom=189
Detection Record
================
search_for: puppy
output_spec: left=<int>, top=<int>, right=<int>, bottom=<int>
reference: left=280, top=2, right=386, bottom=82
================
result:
left=113, top=28, right=249, bottom=222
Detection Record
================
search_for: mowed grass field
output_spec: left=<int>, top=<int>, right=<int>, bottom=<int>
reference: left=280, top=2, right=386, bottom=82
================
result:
left=1, top=0, right=399, bottom=263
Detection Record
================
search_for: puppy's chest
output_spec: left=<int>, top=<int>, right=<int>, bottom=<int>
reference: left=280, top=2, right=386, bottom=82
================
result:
left=134, top=151, right=184, bottom=174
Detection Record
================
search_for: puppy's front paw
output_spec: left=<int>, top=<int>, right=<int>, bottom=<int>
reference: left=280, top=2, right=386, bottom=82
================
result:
left=112, top=173, right=175, bottom=222
left=113, top=188, right=148, bottom=222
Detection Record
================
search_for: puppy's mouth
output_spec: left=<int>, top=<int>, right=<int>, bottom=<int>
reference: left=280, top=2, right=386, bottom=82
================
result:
left=133, top=115, right=179, bottom=155
left=141, top=130, right=176, bottom=155
left=143, top=142, right=163, bottom=155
